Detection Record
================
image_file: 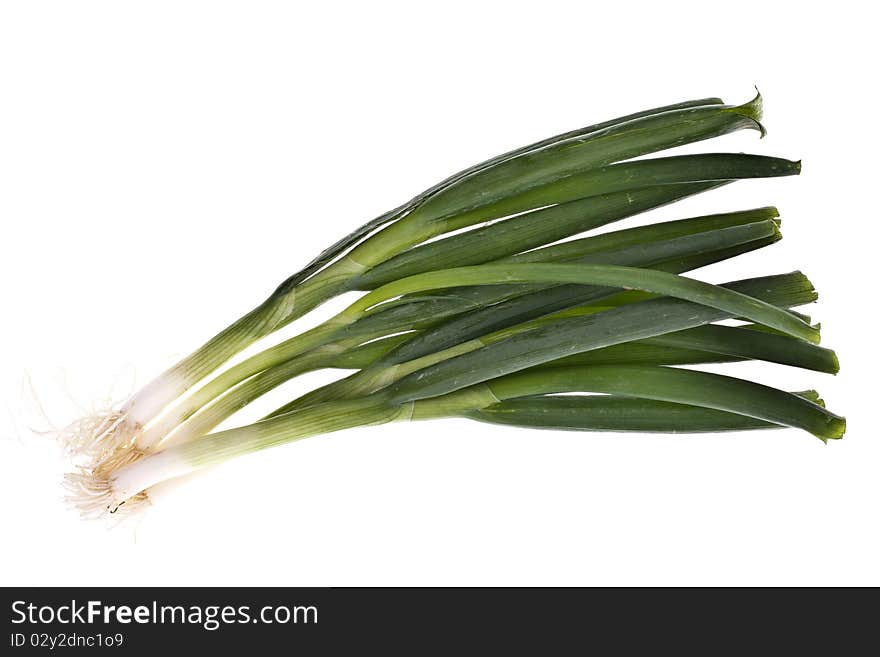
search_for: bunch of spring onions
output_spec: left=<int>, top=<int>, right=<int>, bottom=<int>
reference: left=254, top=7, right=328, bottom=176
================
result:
left=61, top=92, right=845, bottom=517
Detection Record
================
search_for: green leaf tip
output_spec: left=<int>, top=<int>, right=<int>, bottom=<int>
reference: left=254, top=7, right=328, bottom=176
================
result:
left=726, top=88, right=766, bottom=137
left=786, top=270, right=818, bottom=304
left=811, top=401, right=845, bottom=441
left=830, top=349, right=840, bottom=375
left=754, top=206, right=782, bottom=227
left=825, top=415, right=846, bottom=441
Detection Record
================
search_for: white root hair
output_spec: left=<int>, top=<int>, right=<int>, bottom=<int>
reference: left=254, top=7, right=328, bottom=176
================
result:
left=24, top=376, right=153, bottom=520
left=63, top=446, right=151, bottom=519
left=23, top=367, right=145, bottom=465
left=54, top=410, right=144, bottom=466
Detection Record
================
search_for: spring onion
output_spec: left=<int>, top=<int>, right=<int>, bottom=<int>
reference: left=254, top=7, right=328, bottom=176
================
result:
left=54, top=93, right=845, bottom=521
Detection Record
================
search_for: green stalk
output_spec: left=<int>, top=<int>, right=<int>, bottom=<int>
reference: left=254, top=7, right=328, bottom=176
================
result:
left=379, top=220, right=783, bottom=366
left=380, top=96, right=765, bottom=234
left=174, top=323, right=810, bottom=448
left=148, top=255, right=804, bottom=450
left=201, top=217, right=783, bottom=422
left=543, top=342, right=743, bottom=368
left=505, top=206, right=780, bottom=265
left=374, top=234, right=799, bottom=368
left=113, top=361, right=841, bottom=508
left=462, top=391, right=825, bottom=433
left=354, top=181, right=726, bottom=289
left=141, top=397, right=413, bottom=479
left=157, top=218, right=784, bottom=444
left=642, top=324, right=838, bottom=373
left=383, top=270, right=817, bottom=405
left=159, top=333, right=423, bottom=448
left=350, top=206, right=782, bottom=337
left=273, top=238, right=804, bottom=419
left=268, top=269, right=816, bottom=418
left=275, top=96, right=767, bottom=304
left=416, top=365, right=845, bottom=441
left=325, top=334, right=415, bottom=369
left=282, top=98, right=728, bottom=290
left=353, top=155, right=798, bottom=288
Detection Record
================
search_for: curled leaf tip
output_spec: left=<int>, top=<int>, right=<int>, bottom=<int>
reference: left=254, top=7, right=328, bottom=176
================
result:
left=726, top=89, right=766, bottom=137
left=756, top=121, right=768, bottom=139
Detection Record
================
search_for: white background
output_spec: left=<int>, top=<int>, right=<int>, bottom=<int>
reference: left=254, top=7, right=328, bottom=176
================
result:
left=0, top=1, right=875, bottom=586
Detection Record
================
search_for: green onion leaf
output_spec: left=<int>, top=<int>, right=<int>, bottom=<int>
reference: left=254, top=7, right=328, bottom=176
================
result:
left=470, top=365, right=845, bottom=441
left=462, top=391, right=823, bottom=433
